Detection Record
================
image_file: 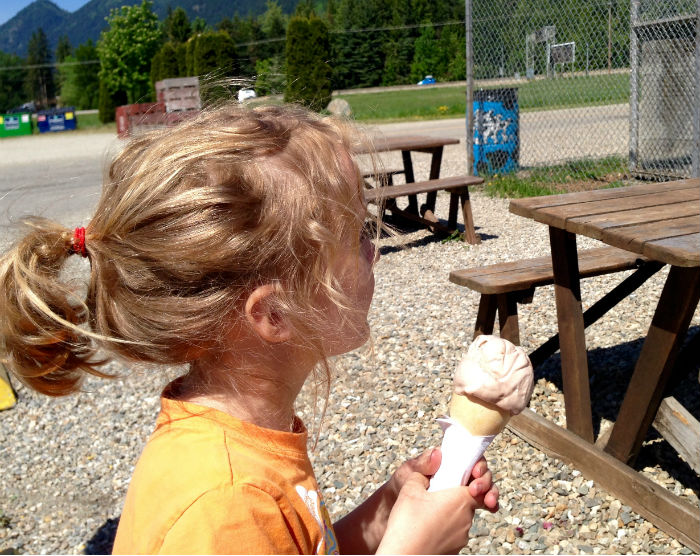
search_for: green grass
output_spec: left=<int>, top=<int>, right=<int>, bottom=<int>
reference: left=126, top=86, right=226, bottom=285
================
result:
left=338, top=73, right=630, bottom=122
left=74, top=111, right=115, bottom=132
left=482, top=156, right=629, bottom=198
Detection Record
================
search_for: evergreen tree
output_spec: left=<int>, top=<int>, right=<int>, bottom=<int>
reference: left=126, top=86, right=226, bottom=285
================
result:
left=193, top=31, right=237, bottom=78
left=57, top=40, right=99, bottom=109
left=176, top=42, right=188, bottom=76
left=55, top=35, right=72, bottom=63
left=152, top=42, right=180, bottom=83
left=163, top=7, right=191, bottom=43
left=255, top=56, right=285, bottom=96
left=410, top=25, right=440, bottom=83
left=284, top=14, right=332, bottom=111
left=259, top=0, right=287, bottom=61
left=381, top=0, right=414, bottom=86
left=0, top=51, right=26, bottom=111
left=98, top=79, right=126, bottom=123
left=25, top=28, right=55, bottom=108
left=192, top=17, right=208, bottom=33
left=294, top=0, right=315, bottom=17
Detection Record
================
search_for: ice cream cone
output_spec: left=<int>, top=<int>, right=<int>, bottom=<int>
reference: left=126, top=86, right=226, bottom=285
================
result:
left=449, top=393, right=511, bottom=436
left=428, top=335, right=534, bottom=491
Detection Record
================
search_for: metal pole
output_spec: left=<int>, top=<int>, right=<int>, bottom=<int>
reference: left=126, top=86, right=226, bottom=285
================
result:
left=608, top=1, right=613, bottom=73
left=693, top=0, right=700, bottom=177
left=629, top=0, right=639, bottom=174
left=466, top=0, right=474, bottom=176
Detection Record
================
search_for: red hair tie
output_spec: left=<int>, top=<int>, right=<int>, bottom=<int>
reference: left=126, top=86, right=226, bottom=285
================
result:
left=70, top=227, right=88, bottom=258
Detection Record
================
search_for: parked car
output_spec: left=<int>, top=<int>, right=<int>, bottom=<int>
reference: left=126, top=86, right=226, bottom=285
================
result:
left=238, top=88, right=257, bottom=102
left=417, top=75, right=436, bottom=86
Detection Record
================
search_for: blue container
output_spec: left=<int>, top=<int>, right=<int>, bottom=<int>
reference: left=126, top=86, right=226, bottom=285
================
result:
left=473, top=88, right=519, bottom=175
left=36, top=107, right=77, bottom=133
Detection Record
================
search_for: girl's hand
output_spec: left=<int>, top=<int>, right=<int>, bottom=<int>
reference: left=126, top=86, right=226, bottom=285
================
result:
left=388, top=449, right=499, bottom=513
left=377, top=450, right=499, bottom=554
left=377, top=473, right=477, bottom=555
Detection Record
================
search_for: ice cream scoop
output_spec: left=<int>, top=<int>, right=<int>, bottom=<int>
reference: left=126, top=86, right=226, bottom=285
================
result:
left=429, top=335, right=534, bottom=491
left=450, top=334, right=534, bottom=434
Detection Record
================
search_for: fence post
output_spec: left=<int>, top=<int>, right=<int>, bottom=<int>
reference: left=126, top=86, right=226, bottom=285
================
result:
left=628, top=0, right=640, bottom=175
left=465, top=0, right=474, bottom=177
left=693, top=0, right=700, bottom=178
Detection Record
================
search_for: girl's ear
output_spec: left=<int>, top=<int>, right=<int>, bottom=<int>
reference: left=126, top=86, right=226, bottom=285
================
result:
left=244, top=285, right=293, bottom=343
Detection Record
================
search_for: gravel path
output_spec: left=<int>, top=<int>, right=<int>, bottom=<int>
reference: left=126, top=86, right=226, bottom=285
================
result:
left=1, top=142, right=698, bottom=554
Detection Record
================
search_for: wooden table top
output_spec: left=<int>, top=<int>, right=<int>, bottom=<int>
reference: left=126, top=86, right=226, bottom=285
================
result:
left=355, top=134, right=460, bottom=154
left=509, top=178, right=700, bottom=267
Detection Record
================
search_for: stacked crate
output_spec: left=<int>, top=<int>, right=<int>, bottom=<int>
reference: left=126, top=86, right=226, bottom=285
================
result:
left=117, top=77, right=201, bottom=137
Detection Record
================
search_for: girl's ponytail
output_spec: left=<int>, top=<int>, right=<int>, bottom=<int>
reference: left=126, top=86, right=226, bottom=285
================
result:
left=0, top=217, right=109, bottom=396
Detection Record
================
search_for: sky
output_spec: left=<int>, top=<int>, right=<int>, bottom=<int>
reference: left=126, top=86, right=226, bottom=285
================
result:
left=0, top=1, right=88, bottom=25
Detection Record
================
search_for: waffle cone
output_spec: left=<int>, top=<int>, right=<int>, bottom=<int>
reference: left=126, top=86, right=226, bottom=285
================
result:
left=449, top=393, right=511, bottom=436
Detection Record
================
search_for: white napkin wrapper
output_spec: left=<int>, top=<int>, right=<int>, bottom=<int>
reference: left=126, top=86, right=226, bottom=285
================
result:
left=428, top=417, right=495, bottom=492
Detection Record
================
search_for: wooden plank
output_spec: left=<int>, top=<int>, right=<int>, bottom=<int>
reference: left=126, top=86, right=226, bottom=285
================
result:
left=362, top=135, right=460, bottom=153
left=643, top=233, right=700, bottom=267
left=451, top=247, right=637, bottom=280
left=508, top=408, right=700, bottom=553
left=652, top=397, right=700, bottom=475
left=600, top=216, right=699, bottom=253
left=364, top=175, right=482, bottom=202
left=449, top=246, right=644, bottom=293
left=549, top=227, right=594, bottom=442
left=509, top=179, right=698, bottom=220
left=522, top=188, right=699, bottom=231
left=569, top=199, right=699, bottom=232
left=605, top=266, right=700, bottom=463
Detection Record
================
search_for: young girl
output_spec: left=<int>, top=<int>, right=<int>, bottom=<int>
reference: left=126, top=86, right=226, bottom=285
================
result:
left=0, top=103, right=498, bottom=554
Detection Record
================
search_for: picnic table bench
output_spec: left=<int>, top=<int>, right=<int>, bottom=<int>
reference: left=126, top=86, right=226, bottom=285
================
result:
left=356, top=134, right=484, bottom=243
left=449, top=246, right=660, bottom=365
left=364, top=174, right=483, bottom=240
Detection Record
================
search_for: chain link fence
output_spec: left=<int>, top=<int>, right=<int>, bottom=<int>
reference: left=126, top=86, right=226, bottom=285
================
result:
left=465, top=0, right=699, bottom=181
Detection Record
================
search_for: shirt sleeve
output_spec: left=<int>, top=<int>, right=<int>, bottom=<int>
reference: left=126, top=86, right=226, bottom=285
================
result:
left=158, top=483, right=307, bottom=555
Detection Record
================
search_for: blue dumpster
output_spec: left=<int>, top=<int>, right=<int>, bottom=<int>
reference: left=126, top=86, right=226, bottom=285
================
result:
left=473, top=88, right=519, bottom=175
left=37, top=107, right=77, bottom=133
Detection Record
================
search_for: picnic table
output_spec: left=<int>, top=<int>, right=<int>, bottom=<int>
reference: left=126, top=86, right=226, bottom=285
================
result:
left=356, top=135, right=483, bottom=243
left=507, top=178, right=700, bottom=551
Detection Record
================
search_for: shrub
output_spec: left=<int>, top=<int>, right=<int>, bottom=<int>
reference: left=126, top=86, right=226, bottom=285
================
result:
left=284, top=14, right=331, bottom=112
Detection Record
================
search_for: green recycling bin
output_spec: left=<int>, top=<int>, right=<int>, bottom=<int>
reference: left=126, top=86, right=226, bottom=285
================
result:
left=0, top=113, right=33, bottom=137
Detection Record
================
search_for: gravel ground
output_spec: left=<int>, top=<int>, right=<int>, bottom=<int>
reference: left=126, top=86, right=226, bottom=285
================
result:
left=1, top=142, right=699, bottom=554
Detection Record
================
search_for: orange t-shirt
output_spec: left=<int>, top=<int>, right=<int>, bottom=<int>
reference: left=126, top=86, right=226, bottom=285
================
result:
left=112, top=393, right=339, bottom=555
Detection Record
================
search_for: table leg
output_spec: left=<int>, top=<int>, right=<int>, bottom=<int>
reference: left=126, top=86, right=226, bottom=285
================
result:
left=604, top=266, right=700, bottom=464
left=422, top=147, right=443, bottom=220
left=400, top=150, right=419, bottom=215
left=458, top=189, right=481, bottom=244
left=549, top=227, right=595, bottom=442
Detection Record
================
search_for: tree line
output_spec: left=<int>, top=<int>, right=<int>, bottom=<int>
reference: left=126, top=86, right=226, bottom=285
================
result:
left=1, top=0, right=634, bottom=116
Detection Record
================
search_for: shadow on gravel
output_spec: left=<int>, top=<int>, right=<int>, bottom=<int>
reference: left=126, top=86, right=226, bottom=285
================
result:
left=376, top=213, right=497, bottom=256
left=534, top=325, right=700, bottom=497
left=84, top=517, right=119, bottom=555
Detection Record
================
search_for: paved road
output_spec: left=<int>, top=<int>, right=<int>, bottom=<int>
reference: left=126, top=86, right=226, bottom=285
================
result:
left=370, top=103, right=629, bottom=166
left=0, top=103, right=629, bottom=235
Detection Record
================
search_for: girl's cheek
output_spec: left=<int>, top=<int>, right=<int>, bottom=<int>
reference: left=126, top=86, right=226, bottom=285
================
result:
left=361, top=237, right=378, bottom=264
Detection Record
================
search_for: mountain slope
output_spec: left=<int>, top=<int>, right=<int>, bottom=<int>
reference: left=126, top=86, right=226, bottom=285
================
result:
left=0, top=0, right=69, bottom=57
left=0, top=0, right=298, bottom=57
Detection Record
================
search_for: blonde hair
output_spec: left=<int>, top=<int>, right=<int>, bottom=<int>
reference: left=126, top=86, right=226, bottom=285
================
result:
left=0, top=103, right=373, bottom=397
